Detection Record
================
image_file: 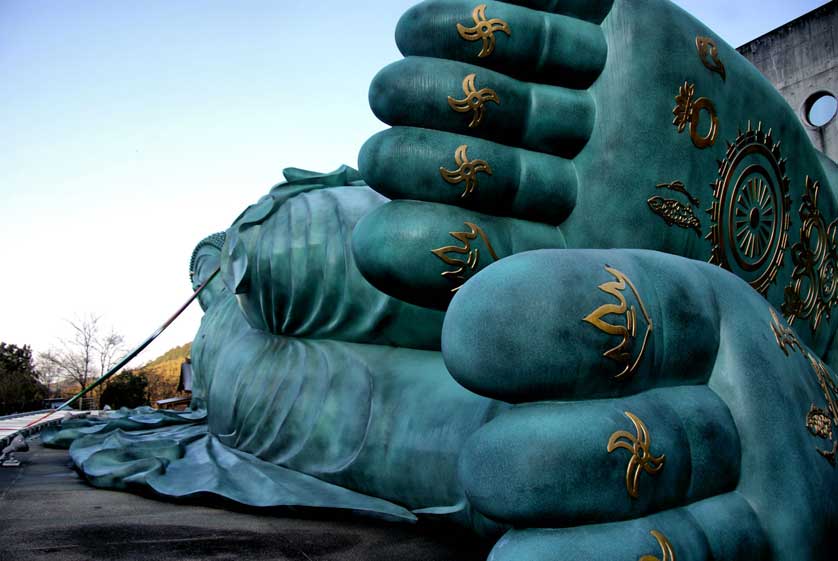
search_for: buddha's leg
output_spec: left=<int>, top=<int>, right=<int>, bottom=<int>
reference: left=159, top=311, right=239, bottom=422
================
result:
left=192, top=290, right=507, bottom=524
left=188, top=182, right=508, bottom=528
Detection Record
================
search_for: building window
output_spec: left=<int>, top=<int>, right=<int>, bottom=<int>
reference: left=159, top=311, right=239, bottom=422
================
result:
left=804, top=91, right=838, bottom=128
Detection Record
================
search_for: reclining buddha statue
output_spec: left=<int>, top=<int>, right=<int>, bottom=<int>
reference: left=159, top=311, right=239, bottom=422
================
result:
left=46, top=1, right=838, bottom=559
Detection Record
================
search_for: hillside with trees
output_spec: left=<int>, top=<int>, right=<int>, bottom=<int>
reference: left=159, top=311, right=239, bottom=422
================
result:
left=97, top=342, right=192, bottom=409
left=136, top=342, right=192, bottom=405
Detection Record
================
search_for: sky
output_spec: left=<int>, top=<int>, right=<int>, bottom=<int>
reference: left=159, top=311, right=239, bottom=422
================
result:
left=0, top=0, right=831, bottom=367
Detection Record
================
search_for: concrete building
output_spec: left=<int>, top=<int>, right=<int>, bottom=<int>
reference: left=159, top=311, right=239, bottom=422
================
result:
left=738, top=1, right=838, bottom=161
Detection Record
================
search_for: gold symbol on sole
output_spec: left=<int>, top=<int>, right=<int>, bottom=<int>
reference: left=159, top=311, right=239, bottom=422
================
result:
left=696, top=36, right=726, bottom=80
left=432, top=221, right=499, bottom=291
left=583, top=266, right=653, bottom=380
left=673, top=82, right=718, bottom=149
left=769, top=308, right=838, bottom=465
left=708, top=122, right=790, bottom=295
left=439, top=144, right=492, bottom=198
left=648, top=181, right=702, bottom=236
left=639, top=530, right=676, bottom=561
left=457, top=4, right=511, bottom=58
left=448, top=73, right=500, bottom=129
left=608, top=411, right=666, bottom=499
left=782, top=176, right=838, bottom=334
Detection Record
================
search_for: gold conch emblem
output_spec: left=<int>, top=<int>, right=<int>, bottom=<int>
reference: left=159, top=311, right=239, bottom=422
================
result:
left=448, top=73, right=500, bottom=128
left=696, top=36, right=726, bottom=80
left=583, top=266, right=653, bottom=380
left=439, top=144, right=492, bottom=198
left=770, top=308, right=838, bottom=465
left=672, top=82, right=718, bottom=149
left=432, top=221, right=499, bottom=291
left=457, top=4, right=511, bottom=58
left=639, top=530, right=676, bottom=561
left=608, top=411, right=666, bottom=499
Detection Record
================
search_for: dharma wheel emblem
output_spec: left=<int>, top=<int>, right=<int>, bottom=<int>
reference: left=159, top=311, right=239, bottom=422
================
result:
left=707, top=122, right=790, bottom=295
left=456, top=4, right=511, bottom=58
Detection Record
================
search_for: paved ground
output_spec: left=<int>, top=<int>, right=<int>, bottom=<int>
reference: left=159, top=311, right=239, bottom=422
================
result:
left=0, top=439, right=491, bottom=561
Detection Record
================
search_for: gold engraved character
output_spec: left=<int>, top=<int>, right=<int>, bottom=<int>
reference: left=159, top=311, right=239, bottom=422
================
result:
left=672, top=82, right=718, bottom=149
left=432, top=221, right=500, bottom=291
left=607, top=411, right=666, bottom=499
left=782, top=176, right=838, bottom=334
left=457, top=4, right=511, bottom=58
left=639, top=530, right=676, bottom=561
left=583, top=266, right=653, bottom=380
left=804, top=354, right=838, bottom=465
left=448, top=73, right=500, bottom=129
left=696, top=36, right=726, bottom=80
left=769, top=308, right=803, bottom=355
left=769, top=308, right=838, bottom=465
left=439, top=144, right=493, bottom=198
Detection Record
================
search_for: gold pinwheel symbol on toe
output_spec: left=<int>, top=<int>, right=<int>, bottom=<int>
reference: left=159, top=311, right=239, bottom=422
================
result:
left=639, top=530, right=676, bottom=561
left=457, top=4, right=511, bottom=58
left=448, top=73, right=500, bottom=129
left=439, top=145, right=493, bottom=198
left=608, top=411, right=666, bottom=499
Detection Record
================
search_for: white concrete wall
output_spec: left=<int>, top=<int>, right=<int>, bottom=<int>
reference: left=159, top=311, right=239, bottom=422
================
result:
left=738, top=2, right=838, bottom=162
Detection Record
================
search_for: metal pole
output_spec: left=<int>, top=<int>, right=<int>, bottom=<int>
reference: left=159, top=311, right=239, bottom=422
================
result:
left=25, top=267, right=220, bottom=429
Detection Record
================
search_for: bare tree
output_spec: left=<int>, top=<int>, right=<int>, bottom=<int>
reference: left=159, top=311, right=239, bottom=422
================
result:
left=96, top=330, right=125, bottom=378
left=39, top=314, right=126, bottom=394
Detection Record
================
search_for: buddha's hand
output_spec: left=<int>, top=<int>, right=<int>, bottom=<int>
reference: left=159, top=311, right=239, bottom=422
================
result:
left=441, top=248, right=838, bottom=561
left=353, top=0, right=838, bottom=354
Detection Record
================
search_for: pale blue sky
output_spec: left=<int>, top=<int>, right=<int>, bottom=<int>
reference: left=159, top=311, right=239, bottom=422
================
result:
left=0, top=0, right=830, bottom=363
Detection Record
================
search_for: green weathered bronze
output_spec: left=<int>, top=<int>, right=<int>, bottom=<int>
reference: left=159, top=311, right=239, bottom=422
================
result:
left=44, top=1, right=838, bottom=559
